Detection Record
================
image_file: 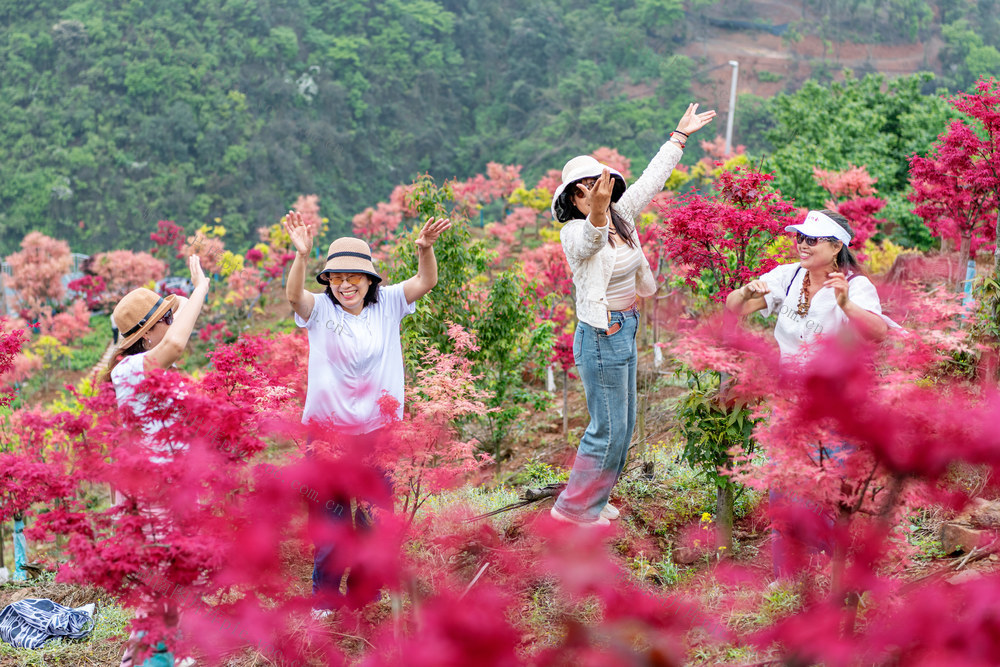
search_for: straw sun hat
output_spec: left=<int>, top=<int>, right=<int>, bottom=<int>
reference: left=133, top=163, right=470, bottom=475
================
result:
left=550, top=155, right=627, bottom=222
left=316, top=237, right=382, bottom=285
left=112, top=288, right=179, bottom=351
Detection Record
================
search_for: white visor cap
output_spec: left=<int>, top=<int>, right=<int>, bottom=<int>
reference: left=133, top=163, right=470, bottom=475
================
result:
left=784, top=210, right=852, bottom=246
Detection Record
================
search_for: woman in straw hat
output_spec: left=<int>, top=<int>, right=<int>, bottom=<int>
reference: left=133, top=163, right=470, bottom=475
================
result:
left=550, top=103, right=716, bottom=526
left=100, top=254, right=208, bottom=667
left=283, top=212, right=450, bottom=612
left=102, top=255, right=210, bottom=436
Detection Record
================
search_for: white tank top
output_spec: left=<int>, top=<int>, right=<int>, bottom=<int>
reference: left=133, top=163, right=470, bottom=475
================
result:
left=605, top=242, right=642, bottom=310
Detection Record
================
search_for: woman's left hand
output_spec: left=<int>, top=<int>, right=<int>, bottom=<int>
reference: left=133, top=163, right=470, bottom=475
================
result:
left=675, top=103, right=717, bottom=136
left=824, top=272, right=850, bottom=308
left=415, top=217, right=452, bottom=249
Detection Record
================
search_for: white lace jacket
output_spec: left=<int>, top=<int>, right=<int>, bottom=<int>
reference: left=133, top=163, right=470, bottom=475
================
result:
left=560, top=141, right=683, bottom=329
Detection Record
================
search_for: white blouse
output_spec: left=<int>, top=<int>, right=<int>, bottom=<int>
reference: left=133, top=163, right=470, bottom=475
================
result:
left=758, top=263, right=888, bottom=361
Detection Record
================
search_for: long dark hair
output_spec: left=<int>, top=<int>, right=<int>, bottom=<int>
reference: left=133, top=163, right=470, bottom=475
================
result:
left=559, top=180, right=637, bottom=249
left=820, top=209, right=862, bottom=275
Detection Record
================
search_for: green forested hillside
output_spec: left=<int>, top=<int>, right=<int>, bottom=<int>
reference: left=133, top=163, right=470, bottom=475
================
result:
left=0, top=0, right=694, bottom=254
left=1, top=0, right=999, bottom=256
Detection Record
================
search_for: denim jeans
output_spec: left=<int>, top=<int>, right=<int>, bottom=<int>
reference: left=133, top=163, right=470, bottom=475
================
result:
left=306, top=432, right=391, bottom=609
left=554, top=308, right=639, bottom=522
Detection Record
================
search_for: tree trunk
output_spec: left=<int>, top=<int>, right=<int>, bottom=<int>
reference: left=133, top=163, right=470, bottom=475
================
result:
left=957, top=234, right=972, bottom=292
left=716, top=485, right=734, bottom=555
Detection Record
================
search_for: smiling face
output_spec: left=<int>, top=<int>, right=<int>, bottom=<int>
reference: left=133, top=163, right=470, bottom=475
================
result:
left=796, top=233, right=842, bottom=272
left=326, top=272, right=372, bottom=314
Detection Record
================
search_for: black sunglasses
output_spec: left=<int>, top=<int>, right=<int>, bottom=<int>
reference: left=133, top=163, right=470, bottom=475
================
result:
left=158, top=310, right=173, bottom=326
left=795, top=232, right=837, bottom=247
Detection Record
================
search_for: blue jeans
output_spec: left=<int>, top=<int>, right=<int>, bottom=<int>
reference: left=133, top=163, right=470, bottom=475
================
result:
left=554, top=308, right=639, bottom=522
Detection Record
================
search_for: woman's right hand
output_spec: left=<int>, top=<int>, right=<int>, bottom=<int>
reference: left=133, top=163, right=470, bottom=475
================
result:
left=587, top=169, right=614, bottom=215
left=283, top=211, right=314, bottom=255
left=741, top=280, right=770, bottom=298
left=189, top=254, right=210, bottom=292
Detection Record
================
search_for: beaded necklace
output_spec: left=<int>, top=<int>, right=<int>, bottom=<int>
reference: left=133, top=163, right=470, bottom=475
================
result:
left=795, top=272, right=812, bottom=318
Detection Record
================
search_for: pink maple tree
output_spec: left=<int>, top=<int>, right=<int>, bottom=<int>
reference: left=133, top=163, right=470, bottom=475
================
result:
left=657, top=166, right=798, bottom=300
left=910, top=77, right=1000, bottom=283
left=814, top=164, right=885, bottom=249
left=149, top=220, right=187, bottom=262
left=4, top=232, right=73, bottom=319
left=90, top=250, right=168, bottom=305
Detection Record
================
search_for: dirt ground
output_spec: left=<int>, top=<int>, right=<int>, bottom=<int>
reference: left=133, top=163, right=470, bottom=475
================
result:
left=679, top=0, right=943, bottom=114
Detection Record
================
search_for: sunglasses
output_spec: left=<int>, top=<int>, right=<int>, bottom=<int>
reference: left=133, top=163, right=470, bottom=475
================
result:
left=158, top=310, right=173, bottom=326
left=795, top=232, right=837, bottom=247
left=326, top=274, right=365, bottom=286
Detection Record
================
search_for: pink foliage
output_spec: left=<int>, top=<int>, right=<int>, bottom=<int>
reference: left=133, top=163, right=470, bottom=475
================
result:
left=814, top=164, right=885, bottom=250
left=814, top=164, right=879, bottom=199
left=352, top=202, right=403, bottom=251
left=485, top=207, right=537, bottom=262
left=92, top=250, right=167, bottom=301
left=699, top=135, right=746, bottom=161
left=657, top=167, right=798, bottom=299
left=4, top=232, right=72, bottom=318
left=37, top=299, right=92, bottom=344
left=180, top=231, right=225, bottom=276
left=149, top=220, right=187, bottom=260
left=67, top=274, right=107, bottom=311
left=909, top=77, right=1000, bottom=263
left=535, top=169, right=563, bottom=197
left=451, top=163, right=524, bottom=216
left=389, top=184, right=421, bottom=219
left=590, top=147, right=632, bottom=180
left=0, top=323, right=28, bottom=406
left=293, top=194, right=322, bottom=238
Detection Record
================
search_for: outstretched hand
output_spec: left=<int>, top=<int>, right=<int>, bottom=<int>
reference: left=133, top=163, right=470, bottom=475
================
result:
left=675, top=103, right=717, bottom=136
left=415, top=217, right=452, bottom=249
left=188, top=254, right=209, bottom=291
left=282, top=211, right=314, bottom=255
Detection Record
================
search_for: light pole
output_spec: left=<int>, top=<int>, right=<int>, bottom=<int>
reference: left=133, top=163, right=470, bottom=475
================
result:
left=724, top=60, right=739, bottom=156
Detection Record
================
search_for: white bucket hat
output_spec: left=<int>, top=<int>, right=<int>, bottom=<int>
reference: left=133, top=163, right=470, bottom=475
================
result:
left=785, top=210, right=853, bottom=246
left=550, top=155, right=627, bottom=222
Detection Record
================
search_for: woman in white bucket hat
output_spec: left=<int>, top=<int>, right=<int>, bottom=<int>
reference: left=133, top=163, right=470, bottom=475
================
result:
left=551, top=102, right=716, bottom=526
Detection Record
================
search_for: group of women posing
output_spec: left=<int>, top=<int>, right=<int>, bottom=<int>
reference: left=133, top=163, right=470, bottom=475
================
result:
left=103, top=101, right=893, bottom=664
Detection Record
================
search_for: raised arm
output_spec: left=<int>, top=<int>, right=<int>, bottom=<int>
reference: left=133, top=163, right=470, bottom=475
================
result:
left=403, top=217, right=451, bottom=304
left=144, top=255, right=210, bottom=371
left=283, top=211, right=317, bottom=321
left=617, top=103, right=717, bottom=219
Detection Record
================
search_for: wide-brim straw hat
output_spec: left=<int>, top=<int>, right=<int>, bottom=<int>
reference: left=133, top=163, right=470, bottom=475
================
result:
left=316, top=237, right=382, bottom=285
left=550, top=155, right=627, bottom=222
left=112, top=288, right=179, bottom=351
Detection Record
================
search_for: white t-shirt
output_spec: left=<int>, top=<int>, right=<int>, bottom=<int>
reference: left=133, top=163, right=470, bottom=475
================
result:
left=295, top=283, right=415, bottom=434
left=110, top=352, right=182, bottom=462
left=757, top=263, right=885, bottom=361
